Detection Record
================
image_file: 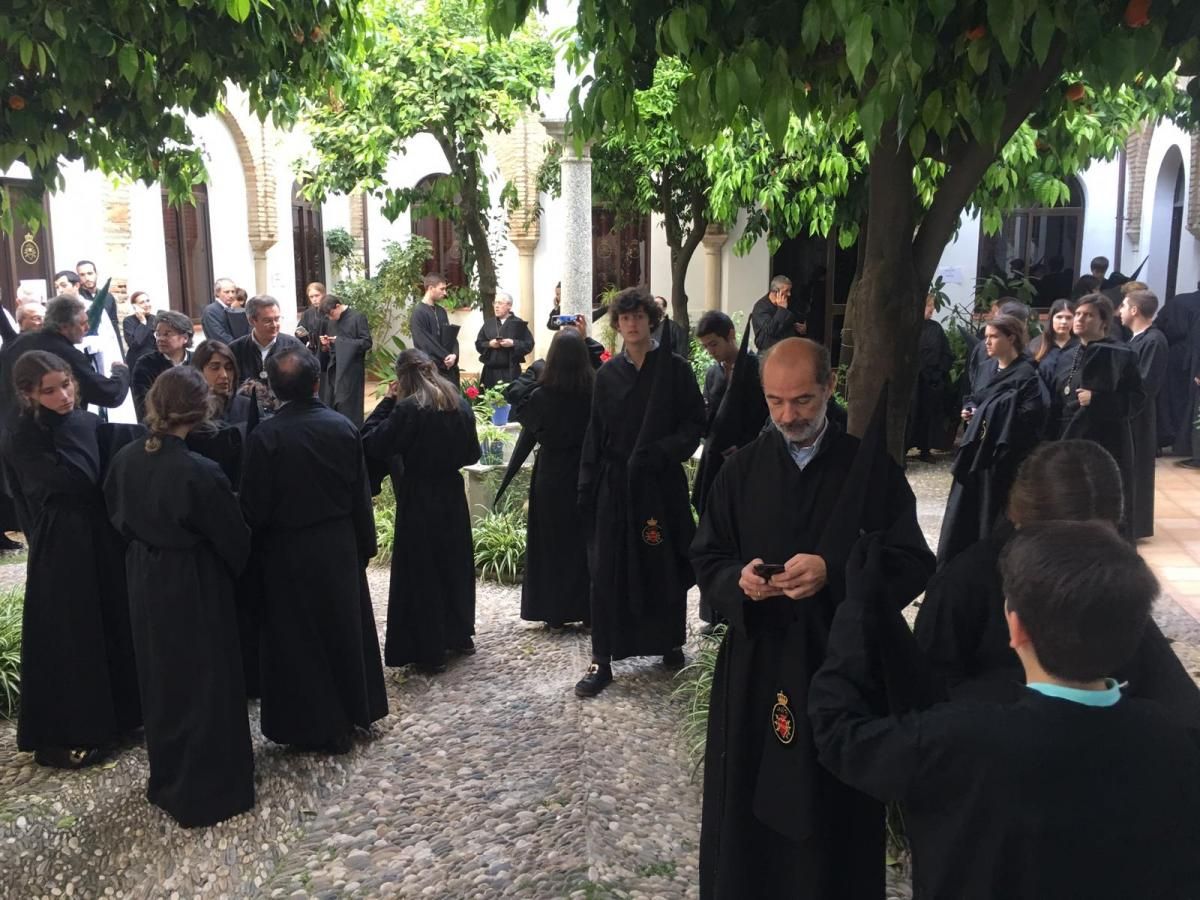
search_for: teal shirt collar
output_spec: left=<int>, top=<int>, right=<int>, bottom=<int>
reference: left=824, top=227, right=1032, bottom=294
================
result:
left=1026, top=678, right=1123, bottom=707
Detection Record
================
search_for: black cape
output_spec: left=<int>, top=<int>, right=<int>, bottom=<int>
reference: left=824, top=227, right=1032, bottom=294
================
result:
left=122, top=315, right=156, bottom=369
left=0, top=330, right=130, bottom=419
left=1129, top=326, right=1168, bottom=537
left=474, top=315, right=534, bottom=388
left=228, top=332, right=306, bottom=418
left=937, top=357, right=1046, bottom=566
left=513, top=385, right=592, bottom=626
left=1157, top=290, right=1200, bottom=451
left=1, top=410, right=142, bottom=751
left=104, top=435, right=254, bottom=827
left=906, top=318, right=953, bottom=453
left=319, top=308, right=372, bottom=426
left=410, top=302, right=460, bottom=385
left=578, top=342, right=704, bottom=660
left=240, top=398, right=387, bottom=744
left=749, top=295, right=800, bottom=353
left=915, top=523, right=1200, bottom=722
left=689, top=421, right=934, bottom=899
left=812, top=590, right=1200, bottom=900
left=1051, top=338, right=1145, bottom=536
left=361, top=396, right=480, bottom=666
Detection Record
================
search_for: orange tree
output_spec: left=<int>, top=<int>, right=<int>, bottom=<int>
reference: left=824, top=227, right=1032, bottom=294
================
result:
left=488, top=0, right=1199, bottom=455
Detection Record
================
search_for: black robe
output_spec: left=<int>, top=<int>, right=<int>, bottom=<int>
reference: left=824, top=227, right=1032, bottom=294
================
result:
left=515, top=386, right=591, bottom=626
left=228, top=333, right=306, bottom=417
left=1129, top=326, right=1169, bottom=538
left=474, top=315, right=534, bottom=388
left=131, top=351, right=191, bottom=422
left=0, top=330, right=130, bottom=419
left=318, top=308, right=372, bottom=426
left=689, top=423, right=934, bottom=899
left=295, top=305, right=325, bottom=355
left=749, top=295, right=801, bottom=353
left=1033, top=335, right=1079, bottom=396
left=812, top=592, right=1200, bottom=900
left=937, top=357, right=1046, bottom=566
left=410, top=302, right=460, bottom=385
left=907, top=318, right=953, bottom=453
left=694, top=353, right=768, bottom=515
left=1, top=409, right=142, bottom=752
left=1051, top=338, right=1144, bottom=536
left=122, top=315, right=156, bottom=369
left=240, top=398, right=387, bottom=744
left=578, top=346, right=704, bottom=660
left=104, top=436, right=254, bottom=827
left=915, top=523, right=1200, bottom=722
left=361, top=396, right=480, bottom=666
left=505, top=340, right=605, bottom=423
left=1157, top=290, right=1200, bottom=451
left=651, top=316, right=688, bottom=356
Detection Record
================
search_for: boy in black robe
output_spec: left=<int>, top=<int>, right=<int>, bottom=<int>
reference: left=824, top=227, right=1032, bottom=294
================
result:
left=240, top=348, right=387, bottom=752
left=811, top=522, right=1200, bottom=900
left=1120, top=289, right=1169, bottom=538
left=906, top=295, right=953, bottom=461
left=317, top=293, right=373, bottom=426
left=473, top=292, right=533, bottom=388
left=410, top=273, right=460, bottom=385
left=690, top=338, right=934, bottom=899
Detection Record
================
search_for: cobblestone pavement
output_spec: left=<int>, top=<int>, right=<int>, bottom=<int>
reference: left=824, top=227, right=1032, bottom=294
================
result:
left=0, top=456, right=1194, bottom=899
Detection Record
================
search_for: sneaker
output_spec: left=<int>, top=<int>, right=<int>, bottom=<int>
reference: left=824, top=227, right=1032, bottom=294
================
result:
left=661, top=648, right=686, bottom=669
left=574, top=662, right=613, bottom=698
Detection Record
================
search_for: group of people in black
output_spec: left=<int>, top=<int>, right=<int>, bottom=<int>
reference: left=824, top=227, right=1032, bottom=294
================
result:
left=3, top=263, right=1200, bottom=897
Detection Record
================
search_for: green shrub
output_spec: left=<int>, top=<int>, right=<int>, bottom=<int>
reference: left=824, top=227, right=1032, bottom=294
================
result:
left=473, top=509, right=526, bottom=584
left=672, top=624, right=725, bottom=777
left=0, top=586, right=23, bottom=719
left=373, top=479, right=396, bottom=566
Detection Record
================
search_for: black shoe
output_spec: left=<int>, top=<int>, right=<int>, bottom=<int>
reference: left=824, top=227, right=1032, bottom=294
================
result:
left=661, top=648, right=686, bottom=669
left=35, top=747, right=105, bottom=769
left=451, top=639, right=477, bottom=656
left=574, top=662, right=613, bottom=698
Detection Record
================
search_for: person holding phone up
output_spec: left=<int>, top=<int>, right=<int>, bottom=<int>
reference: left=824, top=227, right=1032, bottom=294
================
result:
left=689, top=337, right=934, bottom=900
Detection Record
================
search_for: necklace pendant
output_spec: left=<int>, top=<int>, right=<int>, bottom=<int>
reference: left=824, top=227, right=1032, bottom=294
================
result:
left=1064, top=384, right=1071, bottom=396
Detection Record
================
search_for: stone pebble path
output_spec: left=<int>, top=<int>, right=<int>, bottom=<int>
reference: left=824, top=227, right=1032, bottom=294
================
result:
left=5, top=457, right=1194, bottom=899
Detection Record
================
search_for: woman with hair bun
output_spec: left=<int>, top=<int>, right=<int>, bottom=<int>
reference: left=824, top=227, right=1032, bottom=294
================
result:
left=1, top=349, right=142, bottom=769
left=915, top=439, right=1200, bottom=724
left=104, top=366, right=254, bottom=827
left=361, top=348, right=481, bottom=673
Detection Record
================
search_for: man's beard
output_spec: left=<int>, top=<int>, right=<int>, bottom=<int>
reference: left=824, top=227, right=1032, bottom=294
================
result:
left=771, top=409, right=827, bottom=446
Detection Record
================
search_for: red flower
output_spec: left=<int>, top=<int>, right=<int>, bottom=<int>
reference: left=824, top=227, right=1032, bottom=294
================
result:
left=465, top=385, right=480, bottom=399
left=600, top=350, right=612, bottom=362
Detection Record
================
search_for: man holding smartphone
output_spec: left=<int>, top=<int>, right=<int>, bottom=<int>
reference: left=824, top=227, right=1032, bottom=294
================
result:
left=690, top=338, right=934, bottom=899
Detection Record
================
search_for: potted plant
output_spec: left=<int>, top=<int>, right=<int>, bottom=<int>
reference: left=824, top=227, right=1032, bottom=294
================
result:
left=477, top=423, right=510, bottom=466
left=481, top=383, right=511, bottom=426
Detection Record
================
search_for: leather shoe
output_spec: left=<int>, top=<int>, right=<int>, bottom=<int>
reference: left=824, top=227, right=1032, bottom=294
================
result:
left=574, top=662, right=613, bottom=698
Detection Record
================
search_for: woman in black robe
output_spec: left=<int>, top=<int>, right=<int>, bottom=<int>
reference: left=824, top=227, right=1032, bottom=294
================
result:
left=915, top=439, right=1200, bottom=723
left=1049, top=293, right=1144, bottom=537
left=194, top=340, right=258, bottom=430
left=575, top=289, right=705, bottom=698
left=1, top=350, right=141, bottom=768
left=130, top=310, right=193, bottom=421
left=361, top=349, right=480, bottom=673
left=906, top=294, right=952, bottom=461
left=937, top=314, right=1046, bottom=566
left=121, top=291, right=157, bottom=369
left=1030, top=298, right=1078, bottom=394
left=515, top=330, right=594, bottom=628
left=104, top=367, right=254, bottom=827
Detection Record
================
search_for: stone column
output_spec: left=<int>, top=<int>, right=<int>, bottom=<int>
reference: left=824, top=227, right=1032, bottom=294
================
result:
left=543, top=119, right=592, bottom=321
left=702, top=224, right=728, bottom=312
left=510, top=234, right=538, bottom=324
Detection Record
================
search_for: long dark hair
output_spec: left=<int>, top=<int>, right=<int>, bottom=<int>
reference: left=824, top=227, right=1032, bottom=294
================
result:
left=1034, top=298, right=1076, bottom=363
left=12, top=350, right=75, bottom=420
left=393, top=349, right=460, bottom=411
left=539, top=330, right=594, bottom=395
left=192, top=340, right=241, bottom=384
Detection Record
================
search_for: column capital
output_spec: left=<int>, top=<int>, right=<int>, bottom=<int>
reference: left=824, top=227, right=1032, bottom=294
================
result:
left=702, top=223, right=729, bottom=252
left=510, top=233, right=540, bottom=254
left=541, top=117, right=592, bottom=158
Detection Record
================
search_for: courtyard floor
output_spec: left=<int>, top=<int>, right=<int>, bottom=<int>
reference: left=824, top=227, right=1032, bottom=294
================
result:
left=0, top=456, right=1197, bottom=899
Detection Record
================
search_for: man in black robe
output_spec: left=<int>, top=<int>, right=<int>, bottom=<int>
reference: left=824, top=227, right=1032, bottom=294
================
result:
left=1158, top=285, right=1200, bottom=452
left=474, top=291, right=533, bottom=388
left=907, top=295, right=953, bottom=461
left=749, top=275, right=804, bottom=353
left=1120, top=289, right=1169, bottom=538
left=317, top=293, right=373, bottom=426
left=0, top=295, right=130, bottom=419
left=228, top=295, right=304, bottom=418
left=651, top=295, right=689, bottom=352
left=811, top=522, right=1200, bottom=899
left=240, top=348, right=387, bottom=752
left=690, top=338, right=934, bottom=899
left=410, top=272, right=460, bottom=385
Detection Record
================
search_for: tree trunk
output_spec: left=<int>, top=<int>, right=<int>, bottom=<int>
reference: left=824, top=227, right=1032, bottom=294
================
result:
left=845, top=133, right=921, bottom=462
left=668, top=211, right=708, bottom=332
left=457, top=160, right=498, bottom=309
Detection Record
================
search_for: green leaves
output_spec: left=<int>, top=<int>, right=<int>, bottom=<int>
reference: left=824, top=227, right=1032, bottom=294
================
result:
left=117, top=45, right=139, bottom=84
left=1031, top=6, right=1055, bottom=65
left=227, top=0, right=251, bottom=23
left=845, top=13, right=874, bottom=85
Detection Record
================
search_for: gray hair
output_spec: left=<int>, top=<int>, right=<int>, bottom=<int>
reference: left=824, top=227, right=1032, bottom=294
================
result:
left=154, top=310, right=195, bottom=344
left=246, top=294, right=279, bottom=321
left=213, top=277, right=234, bottom=295
left=43, top=295, right=85, bottom=332
left=494, top=291, right=513, bottom=306
left=769, top=275, right=792, bottom=293
left=16, top=303, right=44, bottom=325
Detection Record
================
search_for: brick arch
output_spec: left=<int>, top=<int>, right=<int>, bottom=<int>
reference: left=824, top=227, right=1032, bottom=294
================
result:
left=1189, top=132, right=1200, bottom=241
left=215, top=108, right=277, bottom=253
left=1124, top=122, right=1155, bottom=247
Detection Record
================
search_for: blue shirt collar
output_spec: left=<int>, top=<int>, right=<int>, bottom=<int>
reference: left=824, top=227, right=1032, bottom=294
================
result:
left=1026, top=678, right=1123, bottom=707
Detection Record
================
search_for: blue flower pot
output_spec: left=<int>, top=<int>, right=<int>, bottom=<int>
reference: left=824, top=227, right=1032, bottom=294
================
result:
left=491, top=404, right=511, bottom=426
